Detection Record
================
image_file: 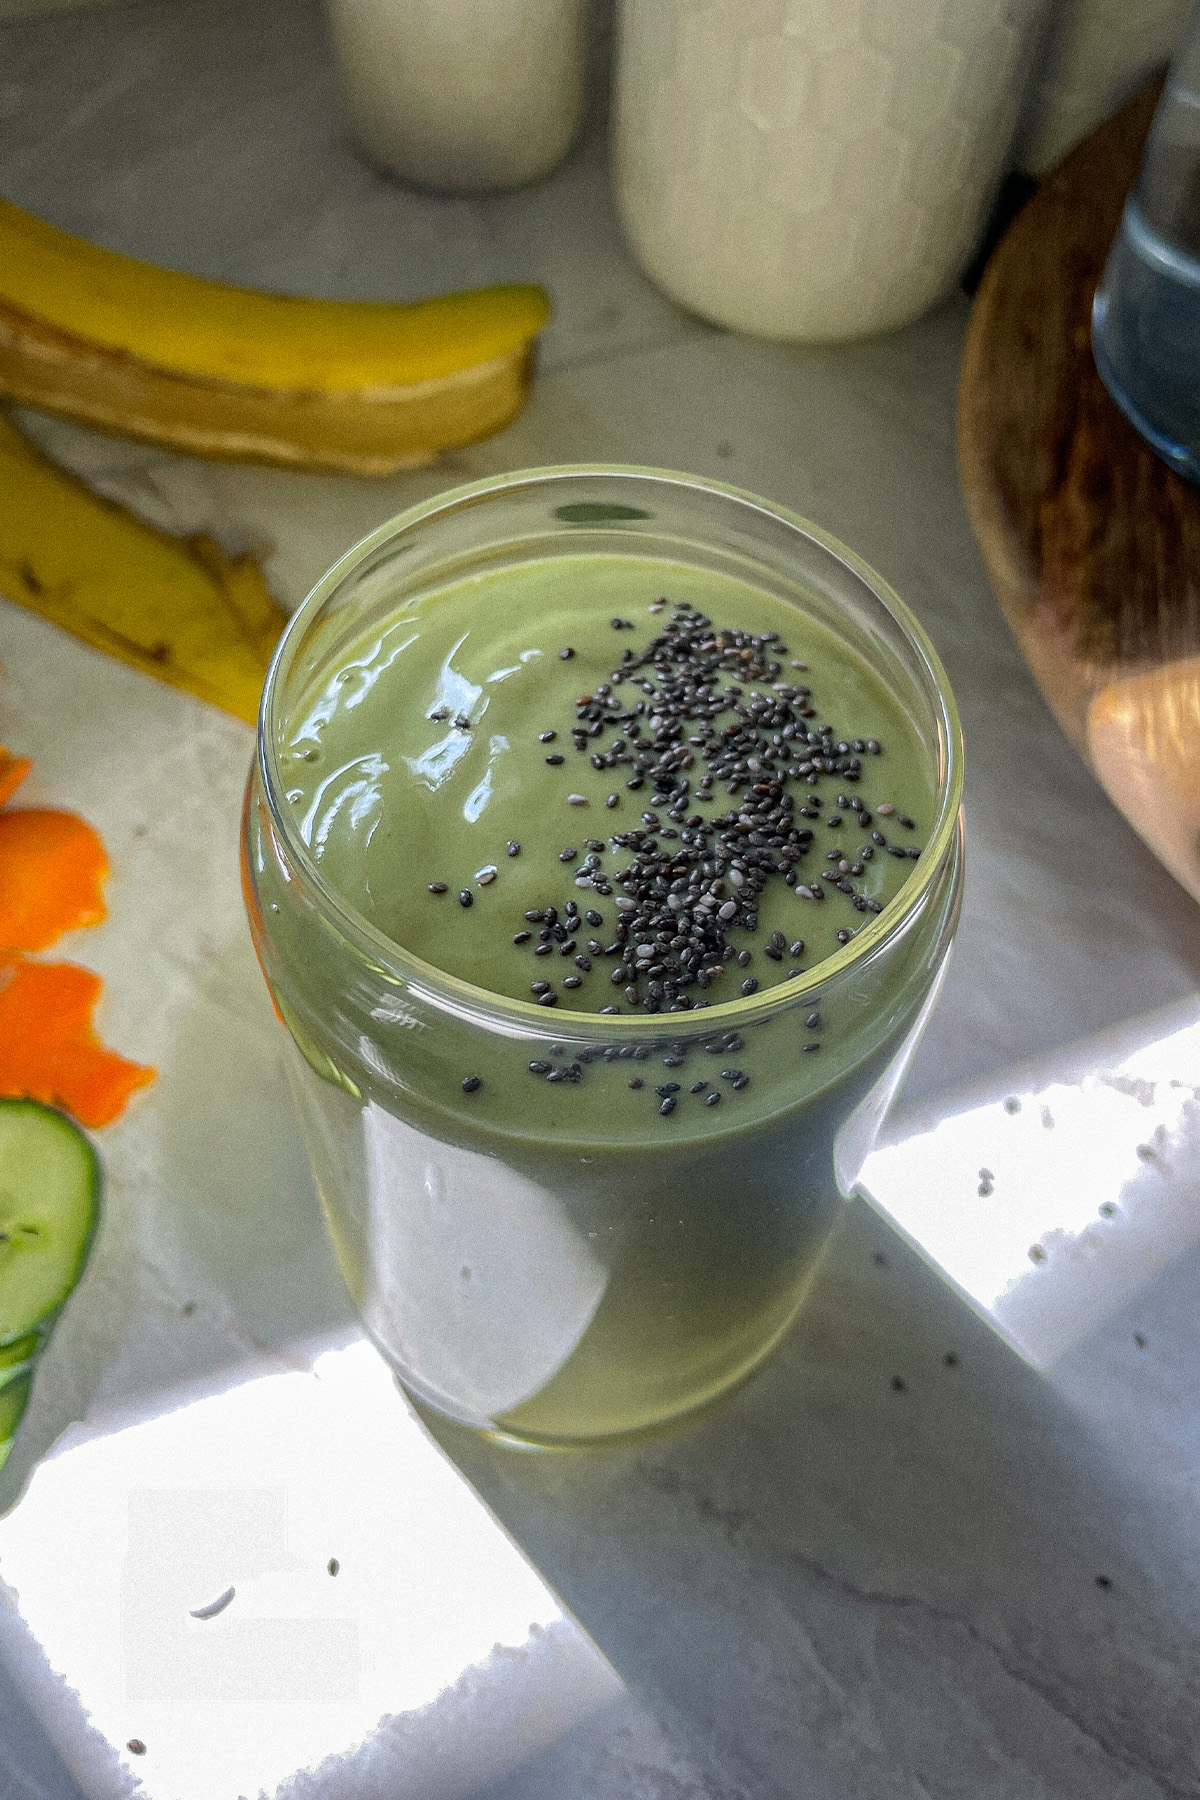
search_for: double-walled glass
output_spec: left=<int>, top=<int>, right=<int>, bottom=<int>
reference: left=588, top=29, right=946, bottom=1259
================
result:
left=243, top=468, right=964, bottom=1447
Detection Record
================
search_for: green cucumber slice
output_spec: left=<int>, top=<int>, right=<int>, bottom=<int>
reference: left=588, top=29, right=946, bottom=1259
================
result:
left=0, top=1370, right=33, bottom=1469
left=0, top=1100, right=100, bottom=1343
left=0, top=1333, right=39, bottom=1391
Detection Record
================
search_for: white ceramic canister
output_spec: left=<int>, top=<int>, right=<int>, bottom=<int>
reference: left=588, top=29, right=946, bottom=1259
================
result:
left=612, top=0, right=1045, bottom=342
left=325, top=0, right=588, bottom=195
left=1017, top=0, right=1193, bottom=175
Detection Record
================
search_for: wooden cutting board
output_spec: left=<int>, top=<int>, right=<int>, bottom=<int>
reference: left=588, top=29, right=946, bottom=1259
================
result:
left=959, top=82, right=1200, bottom=904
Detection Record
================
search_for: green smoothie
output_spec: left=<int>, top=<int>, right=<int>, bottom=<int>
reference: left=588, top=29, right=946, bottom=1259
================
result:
left=282, top=556, right=934, bottom=1010
left=248, top=540, right=959, bottom=1443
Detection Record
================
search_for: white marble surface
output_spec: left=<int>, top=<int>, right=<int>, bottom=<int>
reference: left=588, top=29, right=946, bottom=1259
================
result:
left=2, top=2, right=1200, bottom=1795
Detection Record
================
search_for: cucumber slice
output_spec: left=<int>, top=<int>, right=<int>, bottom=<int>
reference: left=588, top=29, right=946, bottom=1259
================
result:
left=0, top=1333, right=39, bottom=1390
left=0, top=1101, right=100, bottom=1342
left=0, top=1370, right=33, bottom=1469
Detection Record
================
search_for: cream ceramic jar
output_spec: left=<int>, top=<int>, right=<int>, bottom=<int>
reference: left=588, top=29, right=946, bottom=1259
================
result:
left=325, top=0, right=587, bottom=194
left=612, top=0, right=1044, bottom=342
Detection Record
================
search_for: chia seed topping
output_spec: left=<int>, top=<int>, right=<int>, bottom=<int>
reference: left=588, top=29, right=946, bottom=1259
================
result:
left=505, top=600, right=925, bottom=1016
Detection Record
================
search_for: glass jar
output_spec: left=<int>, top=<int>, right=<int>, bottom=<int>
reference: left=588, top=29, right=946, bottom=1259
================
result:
left=243, top=468, right=964, bottom=1447
left=1092, top=0, right=1200, bottom=480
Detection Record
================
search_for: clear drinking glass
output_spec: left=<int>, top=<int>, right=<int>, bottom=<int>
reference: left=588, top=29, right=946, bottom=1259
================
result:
left=1093, top=0, right=1200, bottom=478
left=242, top=468, right=964, bottom=1447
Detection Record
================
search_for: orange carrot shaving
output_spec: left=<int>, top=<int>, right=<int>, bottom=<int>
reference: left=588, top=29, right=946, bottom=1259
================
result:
left=0, top=747, right=31, bottom=808
left=0, top=960, right=155, bottom=1127
left=0, top=731, right=153, bottom=1127
left=0, top=808, right=108, bottom=953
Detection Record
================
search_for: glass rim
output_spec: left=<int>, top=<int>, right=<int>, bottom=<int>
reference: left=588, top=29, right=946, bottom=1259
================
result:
left=258, top=464, right=964, bottom=1037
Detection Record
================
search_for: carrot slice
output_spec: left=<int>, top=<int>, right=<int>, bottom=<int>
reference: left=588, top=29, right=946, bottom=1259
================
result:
left=0, top=748, right=31, bottom=808
left=0, top=960, right=154, bottom=1127
left=0, top=808, right=107, bottom=953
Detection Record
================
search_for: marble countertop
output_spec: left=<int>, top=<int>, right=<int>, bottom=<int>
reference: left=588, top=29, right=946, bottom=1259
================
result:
left=2, top=2, right=1200, bottom=1795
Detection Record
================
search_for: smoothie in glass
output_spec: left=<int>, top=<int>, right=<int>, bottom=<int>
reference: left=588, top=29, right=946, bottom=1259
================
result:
left=243, top=468, right=963, bottom=1445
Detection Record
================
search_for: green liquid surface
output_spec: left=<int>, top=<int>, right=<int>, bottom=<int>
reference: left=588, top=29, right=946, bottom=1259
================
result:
left=282, top=556, right=935, bottom=1005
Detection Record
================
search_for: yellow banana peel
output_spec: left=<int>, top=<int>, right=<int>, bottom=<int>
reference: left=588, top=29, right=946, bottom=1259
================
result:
left=0, top=412, right=286, bottom=725
left=0, top=198, right=551, bottom=473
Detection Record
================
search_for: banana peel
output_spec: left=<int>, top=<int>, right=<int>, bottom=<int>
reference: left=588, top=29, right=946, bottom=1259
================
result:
left=0, top=412, right=286, bottom=724
left=0, top=197, right=551, bottom=473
